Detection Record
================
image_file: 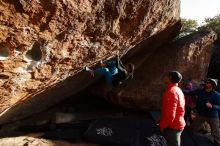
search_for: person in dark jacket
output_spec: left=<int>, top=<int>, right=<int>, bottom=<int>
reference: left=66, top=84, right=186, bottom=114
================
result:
left=85, top=54, right=134, bottom=87
left=184, top=78, right=220, bottom=146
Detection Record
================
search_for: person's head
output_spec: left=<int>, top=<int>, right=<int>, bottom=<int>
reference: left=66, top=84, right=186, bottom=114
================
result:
left=125, top=63, right=135, bottom=78
left=204, top=78, right=218, bottom=92
left=163, top=71, right=182, bottom=85
left=185, top=82, right=193, bottom=90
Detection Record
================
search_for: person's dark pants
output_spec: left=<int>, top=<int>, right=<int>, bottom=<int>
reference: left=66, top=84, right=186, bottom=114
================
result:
left=184, top=106, right=193, bottom=124
left=163, top=128, right=183, bottom=146
left=94, top=61, right=118, bottom=85
left=191, top=116, right=220, bottom=146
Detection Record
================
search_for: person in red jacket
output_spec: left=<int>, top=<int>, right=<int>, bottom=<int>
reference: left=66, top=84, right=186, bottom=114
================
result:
left=159, top=71, right=186, bottom=146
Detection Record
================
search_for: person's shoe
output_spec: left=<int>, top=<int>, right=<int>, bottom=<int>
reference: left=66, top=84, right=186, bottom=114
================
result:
left=85, top=67, right=94, bottom=77
left=85, top=67, right=91, bottom=71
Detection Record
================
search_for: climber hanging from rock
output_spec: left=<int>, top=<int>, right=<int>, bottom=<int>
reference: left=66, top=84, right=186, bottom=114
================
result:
left=85, top=52, right=134, bottom=87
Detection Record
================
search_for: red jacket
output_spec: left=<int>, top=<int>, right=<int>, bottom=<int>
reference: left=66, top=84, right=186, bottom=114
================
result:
left=159, top=83, right=186, bottom=130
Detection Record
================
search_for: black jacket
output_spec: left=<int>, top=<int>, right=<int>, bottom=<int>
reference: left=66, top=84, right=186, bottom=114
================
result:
left=112, top=57, right=128, bottom=87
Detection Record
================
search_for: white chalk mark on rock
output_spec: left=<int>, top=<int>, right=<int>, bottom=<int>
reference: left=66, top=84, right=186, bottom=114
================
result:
left=146, top=134, right=167, bottom=146
left=96, top=127, right=113, bottom=137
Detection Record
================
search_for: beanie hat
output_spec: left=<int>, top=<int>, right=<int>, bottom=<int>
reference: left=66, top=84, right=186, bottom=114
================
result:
left=168, top=71, right=182, bottom=83
left=206, top=78, right=218, bottom=88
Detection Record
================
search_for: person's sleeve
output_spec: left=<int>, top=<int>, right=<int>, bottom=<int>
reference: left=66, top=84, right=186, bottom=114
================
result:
left=159, top=91, right=178, bottom=129
left=212, top=94, right=220, bottom=110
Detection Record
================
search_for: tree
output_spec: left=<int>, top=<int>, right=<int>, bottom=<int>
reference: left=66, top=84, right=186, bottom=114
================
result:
left=180, top=18, right=198, bottom=35
left=204, top=15, right=220, bottom=45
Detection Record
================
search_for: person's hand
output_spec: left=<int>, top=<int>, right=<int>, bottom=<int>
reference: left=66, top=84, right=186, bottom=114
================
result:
left=157, top=122, right=163, bottom=133
left=100, top=60, right=105, bottom=67
left=206, top=102, right=213, bottom=109
left=100, top=63, right=105, bottom=67
left=156, top=119, right=160, bottom=125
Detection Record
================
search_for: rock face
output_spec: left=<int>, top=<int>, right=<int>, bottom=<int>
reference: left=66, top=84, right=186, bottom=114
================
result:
left=0, top=0, right=180, bottom=124
left=102, top=30, right=217, bottom=110
left=0, top=137, right=54, bottom=146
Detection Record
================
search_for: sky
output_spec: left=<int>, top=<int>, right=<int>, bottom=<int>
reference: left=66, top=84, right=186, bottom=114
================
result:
left=181, top=0, right=220, bottom=24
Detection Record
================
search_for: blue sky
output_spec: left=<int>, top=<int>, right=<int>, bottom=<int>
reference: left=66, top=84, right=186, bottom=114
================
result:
left=181, top=0, right=220, bottom=24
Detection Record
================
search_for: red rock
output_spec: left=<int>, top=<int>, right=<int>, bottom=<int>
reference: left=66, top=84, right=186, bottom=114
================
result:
left=0, top=0, right=180, bottom=124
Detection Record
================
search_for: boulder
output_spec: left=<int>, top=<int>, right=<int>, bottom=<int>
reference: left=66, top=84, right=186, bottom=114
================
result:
left=100, top=30, right=217, bottom=110
left=0, top=0, right=180, bottom=124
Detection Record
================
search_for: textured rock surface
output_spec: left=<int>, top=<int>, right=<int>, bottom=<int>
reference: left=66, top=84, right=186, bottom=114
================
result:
left=102, top=30, right=217, bottom=110
left=0, top=0, right=180, bottom=124
left=0, top=137, right=53, bottom=146
left=0, top=136, right=99, bottom=146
